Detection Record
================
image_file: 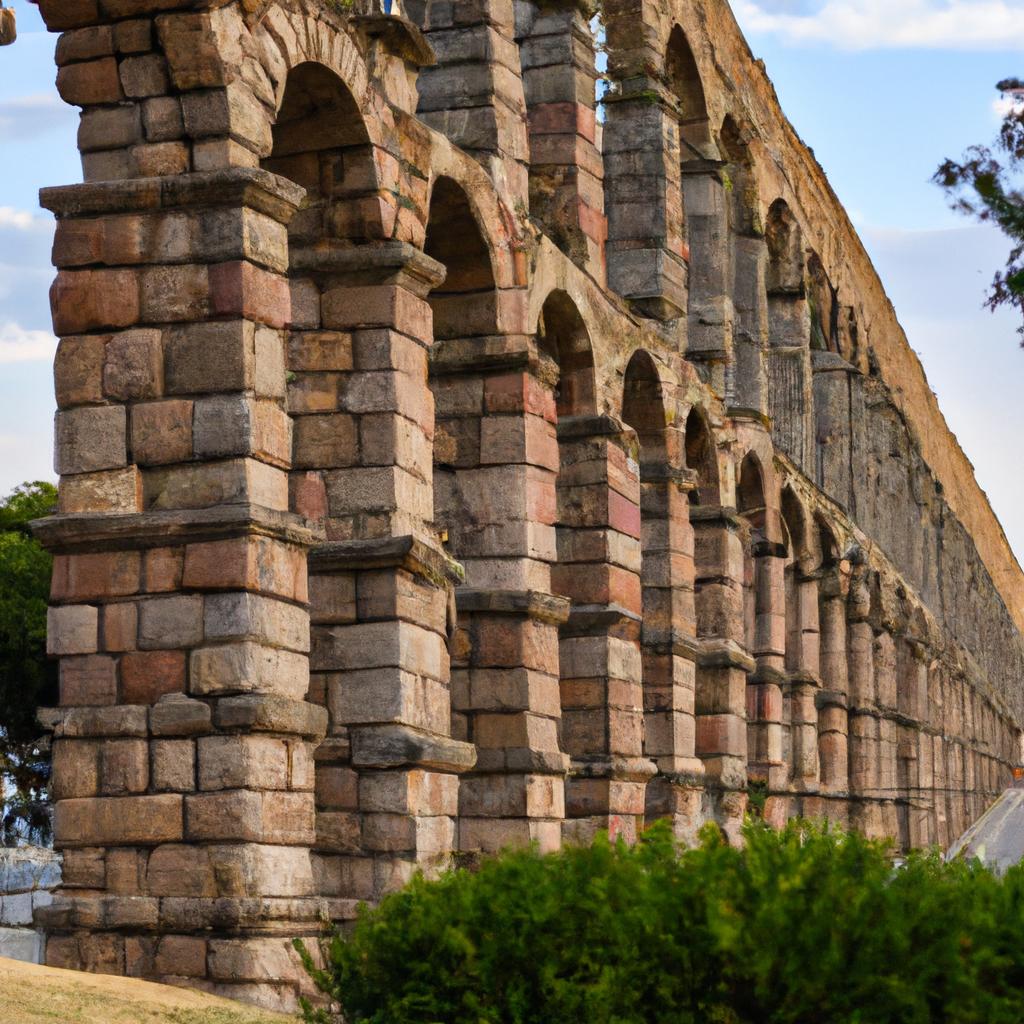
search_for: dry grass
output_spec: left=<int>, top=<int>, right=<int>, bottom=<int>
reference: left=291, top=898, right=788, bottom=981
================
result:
left=0, top=957, right=296, bottom=1024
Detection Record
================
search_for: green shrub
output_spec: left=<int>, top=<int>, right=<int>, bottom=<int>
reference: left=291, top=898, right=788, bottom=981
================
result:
left=295, top=820, right=1024, bottom=1024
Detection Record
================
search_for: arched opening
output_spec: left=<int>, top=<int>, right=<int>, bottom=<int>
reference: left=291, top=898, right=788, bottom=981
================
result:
left=738, top=455, right=767, bottom=686
left=538, top=290, right=597, bottom=419
left=808, top=254, right=859, bottom=504
left=262, top=59, right=383, bottom=536
left=766, top=200, right=804, bottom=296
left=424, top=176, right=497, bottom=341
left=817, top=514, right=840, bottom=570
left=424, top=177, right=499, bottom=561
left=263, top=59, right=387, bottom=516
left=781, top=486, right=809, bottom=674
left=263, top=61, right=383, bottom=249
left=688, top=415, right=745, bottom=837
left=622, top=350, right=668, bottom=461
left=547, top=297, right=646, bottom=842
left=666, top=24, right=711, bottom=153
left=896, top=607, right=929, bottom=849
left=720, top=116, right=756, bottom=235
left=684, top=406, right=720, bottom=505
left=544, top=290, right=598, bottom=610
left=516, top=0, right=606, bottom=273
left=806, top=253, right=838, bottom=354
left=603, top=20, right=696, bottom=318
left=427, top=201, right=566, bottom=856
left=266, top=63, right=467, bottom=895
left=737, top=453, right=767, bottom=532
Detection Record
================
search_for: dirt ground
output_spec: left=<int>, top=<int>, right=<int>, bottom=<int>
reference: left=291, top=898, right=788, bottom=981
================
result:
left=0, top=957, right=296, bottom=1024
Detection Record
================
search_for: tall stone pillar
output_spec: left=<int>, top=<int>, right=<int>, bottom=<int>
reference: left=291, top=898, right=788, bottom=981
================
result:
left=410, top=0, right=530, bottom=205
left=603, top=79, right=687, bottom=319
left=766, top=293, right=813, bottom=469
left=554, top=415, right=655, bottom=844
left=692, top=506, right=750, bottom=841
left=430, top=342, right=570, bottom=854
left=729, top=235, right=769, bottom=415
left=38, top=170, right=328, bottom=1010
left=927, top=663, right=950, bottom=847
left=639, top=469, right=705, bottom=842
left=817, top=569, right=850, bottom=824
left=896, top=637, right=928, bottom=850
left=683, top=161, right=734, bottom=395
left=847, top=570, right=883, bottom=837
left=873, top=630, right=900, bottom=838
left=748, top=543, right=787, bottom=824
left=812, top=352, right=859, bottom=510
left=784, top=561, right=822, bottom=810
left=917, top=705, right=937, bottom=848
left=292, top=243, right=476, bottom=901
left=517, top=0, right=606, bottom=279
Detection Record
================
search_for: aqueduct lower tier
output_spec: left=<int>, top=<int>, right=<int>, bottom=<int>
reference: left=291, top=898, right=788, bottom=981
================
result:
left=29, top=0, right=1024, bottom=1010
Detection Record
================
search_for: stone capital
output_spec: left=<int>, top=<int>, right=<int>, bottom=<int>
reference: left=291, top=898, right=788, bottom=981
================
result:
left=561, top=602, right=641, bottom=639
left=697, top=638, right=757, bottom=674
left=33, top=504, right=324, bottom=555
left=455, top=588, right=571, bottom=625
left=429, top=334, right=535, bottom=376
left=291, top=240, right=446, bottom=297
left=310, top=534, right=463, bottom=586
left=41, top=169, right=306, bottom=225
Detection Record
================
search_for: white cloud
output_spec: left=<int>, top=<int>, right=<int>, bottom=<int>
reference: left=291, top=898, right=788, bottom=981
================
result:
left=0, top=92, right=75, bottom=141
left=0, top=207, right=49, bottom=232
left=0, top=322, right=57, bottom=364
left=732, top=0, right=1024, bottom=50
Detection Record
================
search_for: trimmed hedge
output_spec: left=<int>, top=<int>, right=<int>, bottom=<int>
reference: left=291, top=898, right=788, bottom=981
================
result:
left=296, top=821, right=1024, bottom=1024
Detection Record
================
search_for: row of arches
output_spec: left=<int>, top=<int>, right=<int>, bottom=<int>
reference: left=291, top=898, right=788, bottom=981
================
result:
left=595, top=14, right=867, bottom=499
left=34, top=1, right=1021, bottom=995
left=415, top=5, right=864, bottom=497
left=254, top=46, right=1011, bottom=863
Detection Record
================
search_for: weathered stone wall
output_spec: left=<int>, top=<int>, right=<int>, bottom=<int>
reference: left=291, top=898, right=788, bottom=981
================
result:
left=28, top=0, right=1024, bottom=1009
left=0, top=847, right=60, bottom=964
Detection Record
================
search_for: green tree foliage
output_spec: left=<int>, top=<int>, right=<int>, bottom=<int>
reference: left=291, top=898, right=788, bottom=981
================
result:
left=296, top=820, right=1024, bottom=1024
left=935, top=79, right=1024, bottom=341
left=0, top=481, right=57, bottom=845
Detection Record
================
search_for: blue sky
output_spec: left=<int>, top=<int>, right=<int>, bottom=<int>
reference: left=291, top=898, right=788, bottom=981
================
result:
left=730, top=0, right=1024, bottom=567
left=1, top=0, right=1023, bottom=561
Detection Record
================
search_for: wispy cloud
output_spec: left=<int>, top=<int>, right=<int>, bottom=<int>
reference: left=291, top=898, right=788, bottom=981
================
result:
left=732, top=0, right=1024, bottom=50
left=0, top=92, right=75, bottom=141
left=0, top=323, right=57, bottom=364
left=0, top=207, right=50, bottom=232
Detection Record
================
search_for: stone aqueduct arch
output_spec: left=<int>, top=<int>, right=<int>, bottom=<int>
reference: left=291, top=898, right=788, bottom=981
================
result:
left=29, top=0, right=1024, bottom=1009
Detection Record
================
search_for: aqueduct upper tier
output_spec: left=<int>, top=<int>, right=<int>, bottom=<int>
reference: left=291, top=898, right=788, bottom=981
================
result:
left=30, top=0, right=1024, bottom=1009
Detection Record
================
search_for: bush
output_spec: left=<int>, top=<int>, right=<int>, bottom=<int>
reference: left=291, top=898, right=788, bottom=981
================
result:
left=295, top=820, right=1024, bottom=1024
